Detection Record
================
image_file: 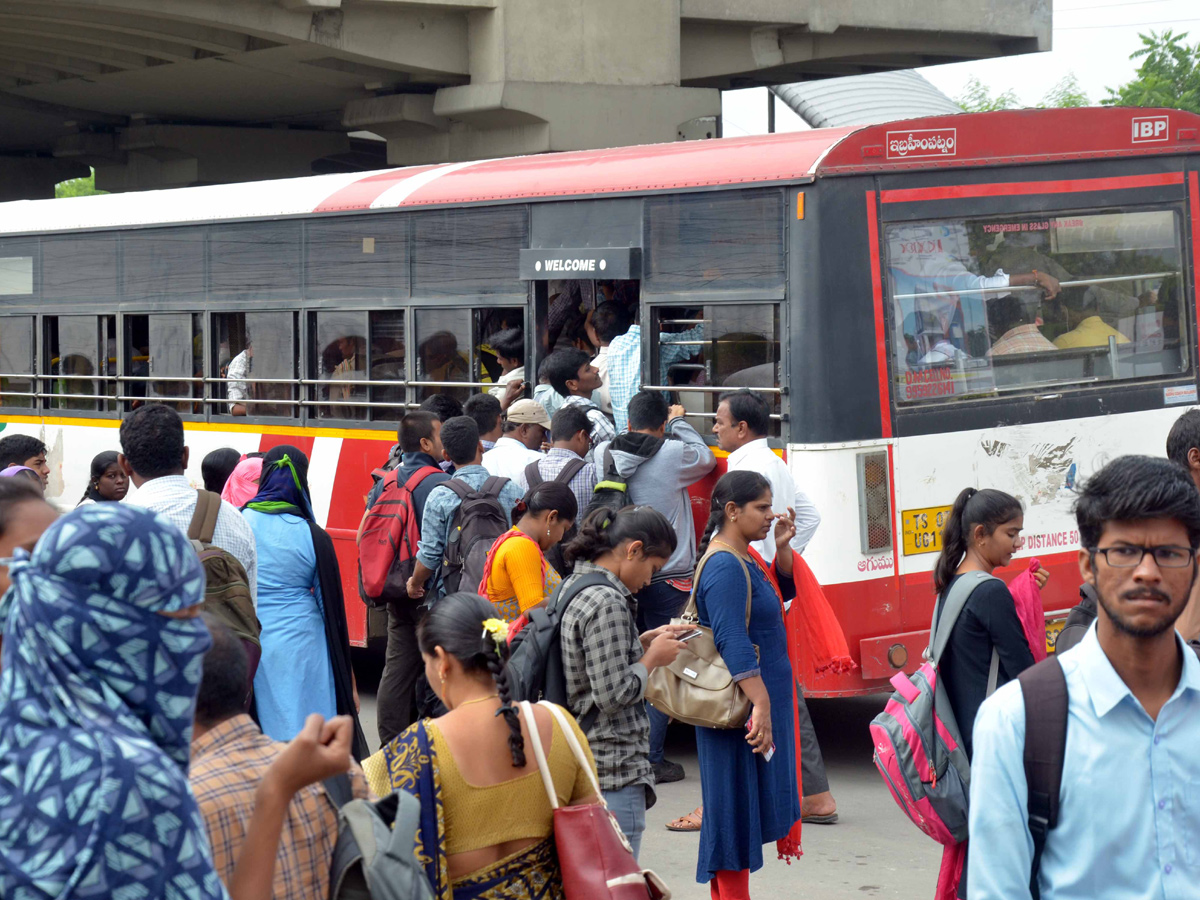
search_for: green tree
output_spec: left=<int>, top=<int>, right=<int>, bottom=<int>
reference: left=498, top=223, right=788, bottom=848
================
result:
left=55, top=168, right=106, bottom=199
left=1038, top=74, right=1089, bottom=109
left=956, top=76, right=1019, bottom=112
left=1103, top=30, right=1200, bottom=113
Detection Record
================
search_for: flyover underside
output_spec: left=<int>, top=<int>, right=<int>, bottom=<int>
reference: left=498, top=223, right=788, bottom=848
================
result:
left=0, top=0, right=1050, bottom=198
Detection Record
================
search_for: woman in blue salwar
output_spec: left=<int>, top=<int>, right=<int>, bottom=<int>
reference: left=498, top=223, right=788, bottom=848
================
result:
left=694, top=470, right=804, bottom=900
left=363, top=592, right=602, bottom=900
left=243, top=444, right=368, bottom=759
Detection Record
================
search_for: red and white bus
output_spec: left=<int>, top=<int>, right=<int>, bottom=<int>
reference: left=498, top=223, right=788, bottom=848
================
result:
left=1, top=106, right=1197, bottom=696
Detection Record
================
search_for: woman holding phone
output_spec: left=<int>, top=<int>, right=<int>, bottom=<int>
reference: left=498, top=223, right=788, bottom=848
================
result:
left=693, top=470, right=802, bottom=900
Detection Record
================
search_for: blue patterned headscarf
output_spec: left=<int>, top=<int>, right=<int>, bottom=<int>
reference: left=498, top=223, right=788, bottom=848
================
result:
left=0, top=504, right=226, bottom=900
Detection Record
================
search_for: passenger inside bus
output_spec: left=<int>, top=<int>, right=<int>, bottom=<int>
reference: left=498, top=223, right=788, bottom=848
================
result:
left=985, top=296, right=1056, bottom=356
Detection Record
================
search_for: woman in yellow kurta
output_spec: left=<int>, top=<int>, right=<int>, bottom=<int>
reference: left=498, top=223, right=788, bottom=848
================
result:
left=361, top=592, right=602, bottom=900
left=478, top=481, right=578, bottom=622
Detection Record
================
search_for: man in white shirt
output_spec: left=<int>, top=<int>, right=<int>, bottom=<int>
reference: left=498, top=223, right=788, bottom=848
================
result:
left=485, top=327, right=526, bottom=401
left=713, top=389, right=835, bottom=823
left=225, top=341, right=251, bottom=416
left=481, top=398, right=548, bottom=482
left=119, top=403, right=258, bottom=602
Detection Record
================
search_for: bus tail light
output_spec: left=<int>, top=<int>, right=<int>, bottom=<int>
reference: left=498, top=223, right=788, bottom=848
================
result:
left=856, top=450, right=892, bottom=554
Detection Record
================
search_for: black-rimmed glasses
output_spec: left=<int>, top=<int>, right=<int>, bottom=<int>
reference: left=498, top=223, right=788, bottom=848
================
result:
left=1092, top=545, right=1196, bottom=568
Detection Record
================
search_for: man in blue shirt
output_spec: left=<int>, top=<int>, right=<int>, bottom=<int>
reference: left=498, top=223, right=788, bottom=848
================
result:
left=969, top=455, right=1200, bottom=900
left=405, top=415, right=524, bottom=602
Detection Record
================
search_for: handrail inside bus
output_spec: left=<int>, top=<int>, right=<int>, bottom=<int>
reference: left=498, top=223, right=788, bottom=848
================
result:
left=641, top=384, right=784, bottom=394
left=893, top=270, right=1181, bottom=301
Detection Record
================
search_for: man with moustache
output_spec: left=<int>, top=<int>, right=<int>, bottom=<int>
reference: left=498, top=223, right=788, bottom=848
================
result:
left=968, top=455, right=1200, bottom=899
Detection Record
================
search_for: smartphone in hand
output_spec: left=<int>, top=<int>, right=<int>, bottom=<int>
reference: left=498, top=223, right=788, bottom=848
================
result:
left=678, top=628, right=703, bottom=642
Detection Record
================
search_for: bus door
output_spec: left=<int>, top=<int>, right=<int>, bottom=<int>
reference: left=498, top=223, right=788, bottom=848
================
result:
left=874, top=160, right=1194, bottom=650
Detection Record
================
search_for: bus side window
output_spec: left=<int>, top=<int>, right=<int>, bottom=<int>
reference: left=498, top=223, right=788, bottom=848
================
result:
left=413, top=308, right=471, bottom=404
left=211, top=311, right=297, bottom=418
left=44, top=314, right=116, bottom=413
left=310, top=310, right=368, bottom=421
left=369, top=310, right=407, bottom=422
left=0, top=316, right=35, bottom=409
left=124, top=314, right=202, bottom=415
left=649, top=303, right=783, bottom=438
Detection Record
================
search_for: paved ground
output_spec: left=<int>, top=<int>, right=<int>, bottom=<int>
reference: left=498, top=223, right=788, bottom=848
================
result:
left=356, top=692, right=941, bottom=899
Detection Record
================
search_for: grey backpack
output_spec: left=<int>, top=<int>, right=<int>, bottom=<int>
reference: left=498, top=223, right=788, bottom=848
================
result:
left=327, top=775, right=434, bottom=900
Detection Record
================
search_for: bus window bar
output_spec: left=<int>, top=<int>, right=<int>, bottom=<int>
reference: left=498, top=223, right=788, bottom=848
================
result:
left=659, top=319, right=712, bottom=325
left=38, top=374, right=118, bottom=382
left=665, top=363, right=707, bottom=371
left=894, top=270, right=1181, bottom=301
left=298, top=399, right=425, bottom=410
left=204, top=377, right=302, bottom=386
left=674, top=410, right=786, bottom=421
left=641, top=384, right=784, bottom=394
left=410, top=380, right=498, bottom=389
left=301, top=378, right=410, bottom=388
left=36, top=393, right=119, bottom=402
left=197, top=396, right=298, bottom=406
left=118, top=375, right=205, bottom=383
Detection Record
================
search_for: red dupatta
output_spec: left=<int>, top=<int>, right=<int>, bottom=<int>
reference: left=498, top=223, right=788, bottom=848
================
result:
left=746, top=546, right=858, bottom=863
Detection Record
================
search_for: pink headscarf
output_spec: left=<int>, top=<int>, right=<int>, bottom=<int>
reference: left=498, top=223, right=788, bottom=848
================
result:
left=220, top=456, right=263, bottom=508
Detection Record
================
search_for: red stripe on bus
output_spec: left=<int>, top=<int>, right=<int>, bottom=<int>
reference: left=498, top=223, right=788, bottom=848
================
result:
left=258, top=434, right=316, bottom=458
left=879, top=171, right=1184, bottom=204
left=865, top=191, right=891, bottom=439
left=887, top=443, right=899, bottom=581
left=1191, top=173, right=1200, bottom=363
left=312, top=167, right=437, bottom=213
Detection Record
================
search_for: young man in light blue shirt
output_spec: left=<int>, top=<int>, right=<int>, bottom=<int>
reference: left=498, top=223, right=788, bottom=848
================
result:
left=969, top=455, right=1200, bottom=900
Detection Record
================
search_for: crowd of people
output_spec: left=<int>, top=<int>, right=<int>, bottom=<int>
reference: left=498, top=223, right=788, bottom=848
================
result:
left=4, top=313, right=1200, bottom=899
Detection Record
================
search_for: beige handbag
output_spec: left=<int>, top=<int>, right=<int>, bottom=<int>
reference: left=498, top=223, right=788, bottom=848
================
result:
left=644, top=548, right=755, bottom=730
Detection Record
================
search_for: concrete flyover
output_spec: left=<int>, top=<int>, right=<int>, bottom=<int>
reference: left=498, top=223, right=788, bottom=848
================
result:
left=0, top=0, right=1051, bottom=199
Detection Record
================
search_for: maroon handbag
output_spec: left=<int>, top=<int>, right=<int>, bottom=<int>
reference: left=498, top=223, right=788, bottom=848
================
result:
left=519, top=702, right=671, bottom=900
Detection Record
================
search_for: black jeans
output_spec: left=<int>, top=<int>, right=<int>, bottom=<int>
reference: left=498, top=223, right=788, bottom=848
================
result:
left=376, top=600, right=423, bottom=747
left=796, top=684, right=829, bottom=795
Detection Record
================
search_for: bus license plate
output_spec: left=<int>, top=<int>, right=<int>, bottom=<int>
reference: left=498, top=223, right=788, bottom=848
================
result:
left=902, top=505, right=953, bottom=556
left=1045, top=619, right=1066, bottom=655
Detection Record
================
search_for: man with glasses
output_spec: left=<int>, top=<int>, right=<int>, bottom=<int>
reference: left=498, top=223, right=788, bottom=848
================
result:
left=969, top=454, right=1200, bottom=899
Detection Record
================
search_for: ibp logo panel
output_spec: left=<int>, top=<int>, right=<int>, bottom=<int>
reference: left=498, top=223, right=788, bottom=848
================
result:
left=1132, top=115, right=1169, bottom=143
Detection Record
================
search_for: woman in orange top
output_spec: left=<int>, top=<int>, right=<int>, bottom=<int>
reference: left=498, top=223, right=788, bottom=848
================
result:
left=478, top=481, right=578, bottom=621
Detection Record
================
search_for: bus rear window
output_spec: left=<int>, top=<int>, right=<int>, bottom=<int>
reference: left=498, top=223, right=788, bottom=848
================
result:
left=884, top=208, right=1187, bottom=405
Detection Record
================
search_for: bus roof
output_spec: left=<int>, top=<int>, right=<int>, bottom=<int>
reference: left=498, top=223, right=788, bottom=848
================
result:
left=1, top=107, right=1196, bottom=236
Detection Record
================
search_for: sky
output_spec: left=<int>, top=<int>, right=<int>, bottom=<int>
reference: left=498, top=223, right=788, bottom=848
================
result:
left=721, top=0, right=1199, bottom=137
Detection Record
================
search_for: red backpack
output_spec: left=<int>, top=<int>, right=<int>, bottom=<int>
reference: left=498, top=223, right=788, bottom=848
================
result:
left=357, top=465, right=441, bottom=607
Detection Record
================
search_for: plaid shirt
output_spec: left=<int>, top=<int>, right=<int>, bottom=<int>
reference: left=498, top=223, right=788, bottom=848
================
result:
left=559, top=561, right=652, bottom=795
left=515, top=447, right=598, bottom=517
left=989, top=323, right=1058, bottom=356
left=607, top=324, right=705, bottom=432
left=561, top=394, right=615, bottom=465
left=189, top=715, right=369, bottom=900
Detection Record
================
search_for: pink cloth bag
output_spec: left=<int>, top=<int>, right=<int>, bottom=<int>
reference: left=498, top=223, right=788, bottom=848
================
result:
left=1008, top=557, right=1047, bottom=662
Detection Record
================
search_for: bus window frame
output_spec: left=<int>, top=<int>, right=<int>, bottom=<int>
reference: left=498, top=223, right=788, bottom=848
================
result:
left=41, top=311, right=119, bottom=418
left=409, top=300, right=529, bottom=403
left=206, top=307, right=301, bottom=423
left=641, top=296, right=789, bottom=447
left=877, top=187, right=1196, bottom=420
left=0, top=313, right=37, bottom=411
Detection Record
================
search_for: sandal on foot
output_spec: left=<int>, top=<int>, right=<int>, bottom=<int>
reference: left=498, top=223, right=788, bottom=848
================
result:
left=801, top=811, right=839, bottom=825
left=666, top=807, right=703, bottom=832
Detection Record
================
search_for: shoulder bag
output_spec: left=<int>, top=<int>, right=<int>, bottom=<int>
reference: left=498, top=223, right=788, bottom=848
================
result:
left=643, top=548, right=755, bottom=730
left=518, top=701, right=670, bottom=900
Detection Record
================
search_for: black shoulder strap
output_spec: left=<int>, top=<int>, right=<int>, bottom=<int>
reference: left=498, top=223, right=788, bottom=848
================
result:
left=549, top=572, right=611, bottom=614
left=555, top=457, right=587, bottom=485
left=1019, top=657, right=1069, bottom=900
left=525, top=460, right=544, bottom=488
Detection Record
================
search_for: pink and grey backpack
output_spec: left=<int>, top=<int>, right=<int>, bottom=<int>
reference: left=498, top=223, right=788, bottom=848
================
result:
left=869, top=570, right=1000, bottom=845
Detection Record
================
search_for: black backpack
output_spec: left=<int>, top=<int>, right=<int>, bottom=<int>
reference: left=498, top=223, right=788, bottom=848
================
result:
left=440, top=476, right=511, bottom=595
left=583, top=448, right=635, bottom=520
left=1051, top=584, right=1098, bottom=656
left=525, top=457, right=587, bottom=577
left=1020, top=641, right=1200, bottom=898
left=506, top=572, right=611, bottom=734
